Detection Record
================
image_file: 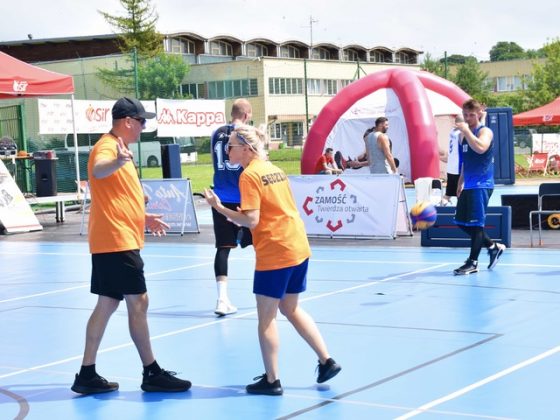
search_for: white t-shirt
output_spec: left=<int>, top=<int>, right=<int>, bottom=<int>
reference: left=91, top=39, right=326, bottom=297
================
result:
left=447, top=129, right=462, bottom=175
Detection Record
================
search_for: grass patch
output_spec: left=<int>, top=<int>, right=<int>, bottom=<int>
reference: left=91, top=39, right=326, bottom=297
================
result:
left=140, top=152, right=302, bottom=194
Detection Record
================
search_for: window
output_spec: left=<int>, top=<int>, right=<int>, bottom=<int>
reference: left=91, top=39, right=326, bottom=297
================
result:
left=182, top=83, right=206, bottom=98
left=370, top=51, right=392, bottom=63
left=307, top=79, right=321, bottom=95
left=206, top=79, right=258, bottom=99
left=325, top=80, right=337, bottom=95
left=280, top=45, right=300, bottom=58
left=268, top=78, right=304, bottom=95
left=311, top=47, right=331, bottom=60
left=247, top=43, right=269, bottom=57
left=395, top=52, right=416, bottom=64
left=344, top=49, right=359, bottom=62
left=210, top=40, right=233, bottom=56
left=495, top=76, right=525, bottom=92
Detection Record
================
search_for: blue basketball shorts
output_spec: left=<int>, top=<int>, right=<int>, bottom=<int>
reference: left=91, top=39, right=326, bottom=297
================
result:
left=253, top=258, right=309, bottom=299
left=454, top=188, right=493, bottom=227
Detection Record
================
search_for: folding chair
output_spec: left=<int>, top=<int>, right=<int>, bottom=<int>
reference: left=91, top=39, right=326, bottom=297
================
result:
left=529, top=182, right=560, bottom=246
left=527, top=152, right=549, bottom=175
left=414, top=177, right=443, bottom=205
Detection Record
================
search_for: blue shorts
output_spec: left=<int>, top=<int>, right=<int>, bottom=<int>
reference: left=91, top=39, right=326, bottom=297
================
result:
left=455, top=188, right=493, bottom=227
left=253, top=259, right=309, bottom=299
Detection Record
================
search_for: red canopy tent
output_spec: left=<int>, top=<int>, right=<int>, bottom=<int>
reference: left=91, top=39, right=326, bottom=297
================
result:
left=0, top=51, right=74, bottom=98
left=513, top=97, right=560, bottom=126
left=0, top=51, right=81, bottom=192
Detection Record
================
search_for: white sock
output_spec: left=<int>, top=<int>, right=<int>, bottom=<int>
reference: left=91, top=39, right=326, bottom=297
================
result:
left=217, top=280, right=228, bottom=301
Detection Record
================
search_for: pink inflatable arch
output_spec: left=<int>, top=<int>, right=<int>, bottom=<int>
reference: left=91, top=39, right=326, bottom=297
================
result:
left=301, top=68, right=470, bottom=179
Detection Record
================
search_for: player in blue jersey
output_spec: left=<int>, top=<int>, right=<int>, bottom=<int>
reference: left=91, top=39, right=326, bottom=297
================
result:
left=210, top=99, right=253, bottom=315
left=453, top=99, right=506, bottom=275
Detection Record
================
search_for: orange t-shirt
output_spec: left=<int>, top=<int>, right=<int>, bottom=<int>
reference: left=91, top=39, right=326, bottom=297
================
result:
left=87, top=134, right=145, bottom=254
left=240, top=159, right=311, bottom=271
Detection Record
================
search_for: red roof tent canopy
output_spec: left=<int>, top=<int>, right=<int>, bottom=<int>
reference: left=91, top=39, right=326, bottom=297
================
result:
left=513, top=97, right=560, bottom=126
left=0, top=50, right=74, bottom=98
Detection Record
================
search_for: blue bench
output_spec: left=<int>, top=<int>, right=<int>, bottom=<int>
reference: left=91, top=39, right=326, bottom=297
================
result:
left=421, top=206, right=511, bottom=248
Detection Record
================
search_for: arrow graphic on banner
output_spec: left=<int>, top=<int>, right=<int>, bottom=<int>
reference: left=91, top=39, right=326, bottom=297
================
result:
left=303, top=196, right=314, bottom=215
left=326, top=219, right=343, bottom=232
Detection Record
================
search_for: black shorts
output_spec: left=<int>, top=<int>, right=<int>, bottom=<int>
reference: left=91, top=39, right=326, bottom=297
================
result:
left=445, top=173, right=460, bottom=197
left=211, top=203, right=253, bottom=248
left=91, top=250, right=146, bottom=300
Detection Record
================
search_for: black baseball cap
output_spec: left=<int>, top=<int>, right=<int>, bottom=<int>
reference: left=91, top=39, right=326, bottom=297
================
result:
left=112, top=97, right=156, bottom=120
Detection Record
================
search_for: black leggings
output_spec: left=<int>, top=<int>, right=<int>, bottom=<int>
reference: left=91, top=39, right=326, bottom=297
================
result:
left=214, top=247, right=231, bottom=277
left=458, top=225, right=493, bottom=261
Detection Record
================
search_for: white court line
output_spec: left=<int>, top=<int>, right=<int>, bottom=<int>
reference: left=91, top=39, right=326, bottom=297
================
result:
left=0, top=262, right=447, bottom=380
left=395, top=344, right=560, bottom=419
left=0, top=262, right=212, bottom=304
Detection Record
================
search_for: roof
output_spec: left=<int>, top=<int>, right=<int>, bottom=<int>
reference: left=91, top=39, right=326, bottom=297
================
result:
left=513, top=97, right=560, bottom=126
left=0, top=51, right=74, bottom=98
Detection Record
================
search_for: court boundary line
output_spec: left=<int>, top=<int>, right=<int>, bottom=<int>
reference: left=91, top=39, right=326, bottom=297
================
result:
left=0, top=263, right=448, bottom=381
left=276, top=334, right=501, bottom=419
left=394, top=344, right=560, bottom=419
left=0, top=262, right=213, bottom=305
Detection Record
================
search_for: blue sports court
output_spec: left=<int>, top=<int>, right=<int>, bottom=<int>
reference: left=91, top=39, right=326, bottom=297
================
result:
left=1, top=184, right=559, bottom=419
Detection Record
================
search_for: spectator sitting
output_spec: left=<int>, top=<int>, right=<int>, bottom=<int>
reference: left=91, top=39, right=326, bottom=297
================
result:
left=334, top=151, right=368, bottom=171
left=314, top=148, right=342, bottom=174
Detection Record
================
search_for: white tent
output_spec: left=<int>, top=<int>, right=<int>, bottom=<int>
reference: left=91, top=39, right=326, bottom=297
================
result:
left=324, top=88, right=462, bottom=180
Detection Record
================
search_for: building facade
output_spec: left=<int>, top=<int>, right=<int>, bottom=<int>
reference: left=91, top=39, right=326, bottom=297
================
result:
left=0, top=32, right=422, bottom=147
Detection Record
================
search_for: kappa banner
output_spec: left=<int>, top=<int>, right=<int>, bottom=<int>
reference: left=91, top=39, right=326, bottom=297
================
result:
left=290, top=174, right=409, bottom=238
left=38, top=99, right=157, bottom=134
left=156, top=99, right=226, bottom=137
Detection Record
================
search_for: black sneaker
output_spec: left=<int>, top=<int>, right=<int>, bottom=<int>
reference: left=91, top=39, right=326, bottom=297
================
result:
left=453, top=259, right=478, bottom=275
left=71, top=373, right=119, bottom=395
left=246, top=374, right=283, bottom=396
left=141, top=369, right=192, bottom=392
left=487, top=243, right=506, bottom=269
left=316, top=358, right=342, bottom=383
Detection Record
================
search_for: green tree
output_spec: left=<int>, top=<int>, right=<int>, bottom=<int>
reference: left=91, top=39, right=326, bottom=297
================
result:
left=138, top=53, right=190, bottom=99
left=526, top=39, right=560, bottom=108
left=97, top=0, right=163, bottom=96
left=99, top=0, right=163, bottom=58
left=452, top=57, right=491, bottom=104
left=489, top=41, right=525, bottom=62
left=526, top=48, right=546, bottom=59
left=421, top=53, right=447, bottom=78
left=440, top=54, right=471, bottom=65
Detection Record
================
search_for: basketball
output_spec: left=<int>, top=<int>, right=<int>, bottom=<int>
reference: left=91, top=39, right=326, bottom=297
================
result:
left=410, top=201, right=437, bottom=230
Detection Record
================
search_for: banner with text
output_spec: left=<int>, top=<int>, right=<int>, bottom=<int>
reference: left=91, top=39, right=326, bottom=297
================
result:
left=0, top=160, right=42, bottom=233
left=142, top=178, right=199, bottom=234
left=156, top=99, right=226, bottom=137
left=38, top=99, right=157, bottom=134
left=290, top=174, right=409, bottom=238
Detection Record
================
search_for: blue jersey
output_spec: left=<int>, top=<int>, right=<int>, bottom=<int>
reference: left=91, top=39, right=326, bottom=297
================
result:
left=460, top=125, right=494, bottom=189
left=211, top=124, right=243, bottom=203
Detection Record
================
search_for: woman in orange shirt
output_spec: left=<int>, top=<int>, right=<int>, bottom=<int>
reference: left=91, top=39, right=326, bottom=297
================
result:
left=204, top=124, right=341, bottom=396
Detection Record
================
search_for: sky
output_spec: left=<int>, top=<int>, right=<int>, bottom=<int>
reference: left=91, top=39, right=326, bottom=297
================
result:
left=1, top=0, right=558, bottom=61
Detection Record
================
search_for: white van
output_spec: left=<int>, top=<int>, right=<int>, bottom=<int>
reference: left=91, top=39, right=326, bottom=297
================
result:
left=63, top=133, right=162, bottom=168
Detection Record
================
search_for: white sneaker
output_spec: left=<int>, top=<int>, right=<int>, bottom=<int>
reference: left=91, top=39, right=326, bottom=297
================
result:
left=214, top=300, right=237, bottom=316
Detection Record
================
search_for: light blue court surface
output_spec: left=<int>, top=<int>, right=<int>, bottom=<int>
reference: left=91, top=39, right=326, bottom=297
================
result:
left=1, top=232, right=559, bottom=419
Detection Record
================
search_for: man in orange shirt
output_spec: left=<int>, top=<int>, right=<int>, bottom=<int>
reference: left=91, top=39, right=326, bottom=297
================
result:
left=71, top=97, right=191, bottom=395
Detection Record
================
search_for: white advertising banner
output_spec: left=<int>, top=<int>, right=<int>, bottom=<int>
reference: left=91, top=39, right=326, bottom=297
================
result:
left=0, top=160, right=42, bottom=233
left=289, top=174, right=411, bottom=238
left=38, top=99, right=157, bottom=134
left=156, top=99, right=226, bottom=137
